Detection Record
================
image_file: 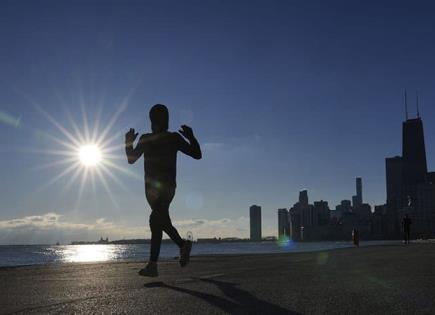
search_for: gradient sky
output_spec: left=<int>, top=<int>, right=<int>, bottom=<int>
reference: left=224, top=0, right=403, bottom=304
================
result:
left=1, top=0, right=435, bottom=244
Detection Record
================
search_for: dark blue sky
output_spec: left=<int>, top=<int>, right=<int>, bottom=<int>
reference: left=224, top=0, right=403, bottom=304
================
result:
left=1, top=0, right=435, bottom=243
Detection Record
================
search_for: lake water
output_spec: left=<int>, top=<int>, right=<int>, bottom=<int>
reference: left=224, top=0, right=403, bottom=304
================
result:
left=0, top=240, right=399, bottom=267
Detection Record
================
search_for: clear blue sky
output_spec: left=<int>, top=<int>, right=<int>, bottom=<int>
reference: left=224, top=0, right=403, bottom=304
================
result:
left=1, top=0, right=435, bottom=244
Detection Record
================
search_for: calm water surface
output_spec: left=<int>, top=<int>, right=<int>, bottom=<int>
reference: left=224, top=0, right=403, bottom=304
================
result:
left=0, top=240, right=399, bottom=267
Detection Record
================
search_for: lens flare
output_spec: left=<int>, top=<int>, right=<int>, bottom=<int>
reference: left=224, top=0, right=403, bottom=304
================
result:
left=79, top=144, right=102, bottom=167
left=317, top=252, right=329, bottom=265
left=0, top=110, right=21, bottom=128
left=276, top=235, right=295, bottom=248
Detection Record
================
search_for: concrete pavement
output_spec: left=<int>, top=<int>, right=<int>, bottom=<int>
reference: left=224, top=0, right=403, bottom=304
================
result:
left=1, top=244, right=435, bottom=314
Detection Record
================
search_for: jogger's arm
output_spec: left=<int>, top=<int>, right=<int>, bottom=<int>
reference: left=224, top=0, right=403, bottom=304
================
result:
left=177, top=125, right=202, bottom=160
left=125, top=128, right=144, bottom=164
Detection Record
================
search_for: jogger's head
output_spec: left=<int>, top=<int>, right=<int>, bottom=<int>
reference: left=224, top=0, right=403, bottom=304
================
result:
left=149, top=104, right=169, bottom=133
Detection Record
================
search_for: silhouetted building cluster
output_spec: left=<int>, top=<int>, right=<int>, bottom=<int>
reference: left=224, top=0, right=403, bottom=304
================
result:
left=71, top=237, right=109, bottom=245
left=268, top=177, right=366, bottom=241
left=250, top=96, right=435, bottom=241
left=286, top=190, right=330, bottom=241
left=281, top=178, right=372, bottom=241
left=375, top=100, right=435, bottom=239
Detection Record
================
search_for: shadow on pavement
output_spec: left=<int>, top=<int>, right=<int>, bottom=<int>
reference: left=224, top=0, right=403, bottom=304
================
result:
left=144, top=278, right=298, bottom=314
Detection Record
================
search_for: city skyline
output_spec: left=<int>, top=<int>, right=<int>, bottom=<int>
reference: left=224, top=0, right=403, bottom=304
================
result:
left=272, top=108, right=435, bottom=242
left=2, top=0, right=435, bottom=244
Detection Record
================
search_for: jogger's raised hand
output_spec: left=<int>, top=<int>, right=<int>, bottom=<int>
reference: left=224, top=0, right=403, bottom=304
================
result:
left=179, top=125, right=194, bottom=140
left=125, top=128, right=139, bottom=143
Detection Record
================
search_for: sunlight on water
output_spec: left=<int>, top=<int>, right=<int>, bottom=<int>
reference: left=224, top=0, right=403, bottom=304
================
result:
left=61, top=245, right=118, bottom=263
left=0, top=241, right=401, bottom=267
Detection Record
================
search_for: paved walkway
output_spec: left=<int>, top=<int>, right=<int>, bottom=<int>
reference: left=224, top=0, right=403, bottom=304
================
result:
left=1, top=244, right=435, bottom=314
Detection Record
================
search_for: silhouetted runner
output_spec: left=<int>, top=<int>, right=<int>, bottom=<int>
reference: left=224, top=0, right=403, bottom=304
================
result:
left=125, top=104, right=202, bottom=277
left=402, top=214, right=412, bottom=245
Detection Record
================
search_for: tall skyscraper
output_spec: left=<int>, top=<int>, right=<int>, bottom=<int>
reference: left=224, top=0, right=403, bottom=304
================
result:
left=352, top=177, right=363, bottom=207
left=249, top=205, right=262, bottom=241
left=383, top=98, right=435, bottom=238
left=278, top=208, right=290, bottom=238
left=356, top=177, right=362, bottom=205
left=402, top=117, right=428, bottom=203
left=402, top=118, right=427, bottom=185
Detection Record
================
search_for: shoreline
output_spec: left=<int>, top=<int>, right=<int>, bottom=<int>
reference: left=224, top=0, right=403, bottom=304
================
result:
left=0, top=241, right=406, bottom=270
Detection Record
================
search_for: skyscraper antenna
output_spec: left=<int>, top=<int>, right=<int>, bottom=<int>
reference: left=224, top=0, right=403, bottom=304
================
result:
left=416, top=91, right=420, bottom=118
left=404, top=90, right=408, bottom=120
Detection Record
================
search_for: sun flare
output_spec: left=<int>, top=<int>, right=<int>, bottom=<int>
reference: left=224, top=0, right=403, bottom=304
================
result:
left=31, top=93, right=142, bottom=210
left=79, top=144, right=102, bottom=167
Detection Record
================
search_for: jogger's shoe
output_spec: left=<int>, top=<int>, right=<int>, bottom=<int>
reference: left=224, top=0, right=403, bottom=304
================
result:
left=180, top=240, right=192, bottom=267
left=139, top=261, right=158, bottom=277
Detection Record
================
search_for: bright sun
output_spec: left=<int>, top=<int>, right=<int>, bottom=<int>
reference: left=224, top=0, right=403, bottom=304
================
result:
left=34, top=98, right=139, bottom=209
left=79, top=144, right=102, bottom=167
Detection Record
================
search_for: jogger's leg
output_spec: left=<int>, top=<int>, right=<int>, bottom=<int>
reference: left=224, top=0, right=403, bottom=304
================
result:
left=149, top=213, right=163, bottom=262
left=161, top=215, right=184, bottom=248
left=156, top=189, right=191, bottom=267
left=158, top=186, right=184, bottom=248
left=161, top=213, right=192, bottom=267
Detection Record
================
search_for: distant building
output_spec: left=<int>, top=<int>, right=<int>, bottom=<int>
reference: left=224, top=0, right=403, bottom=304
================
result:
left=335, top=199, right=355, bottom=229
left=397, top=182, right=435, bottom=238
left=356, top=177, right=363, bottom=205
left=299, top=190, right=309, bottom=207
left=400, top=117, right=429, bottom=211
left=341, top=200, right=352, bottom=208
left=372, top=205, right=387, bottom=237
left=352, top=177, right=363, bottom=207
left=289, top=190, right=321, bottom=240
left=278, top=208, right=290, bottom=238
left=297, top=190, right=312, bottom=228
left=402, top=118, right=427, bottom=189
left=330, top=209, right=342, bottom=220
left=98, top=237, right=109, bottom=244
left=353, top=203, right=371, bottom=222
left=313, top=200, right=330, bottom=226
left=336, top=200, right=352, bottom=215
left=386, top=156, right=403, bottom=210
left=249, top=205, right=262, bottom=241
left=382, top=99, right=435, bottom=239
left=352, top=195, right=358, bottom=208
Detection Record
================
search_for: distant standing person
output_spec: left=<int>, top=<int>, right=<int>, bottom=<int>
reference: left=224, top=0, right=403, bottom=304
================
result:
left=402, top=214, right=412, bottom=244
left=125, top=104, right=202, bottom=277
left=352, top=228, right=359, bottom=247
